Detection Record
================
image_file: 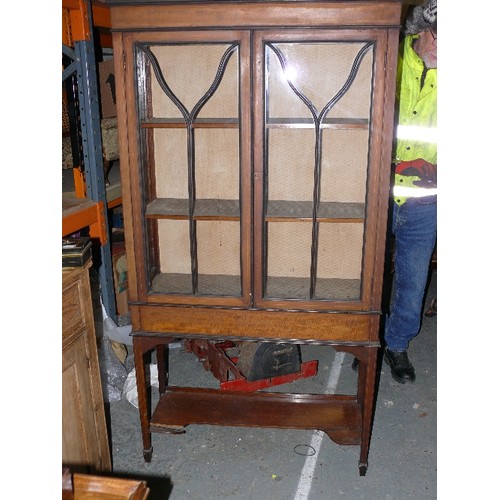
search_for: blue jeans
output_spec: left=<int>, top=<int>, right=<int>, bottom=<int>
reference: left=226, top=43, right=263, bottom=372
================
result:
left=384, top=196, right=437, bottom=352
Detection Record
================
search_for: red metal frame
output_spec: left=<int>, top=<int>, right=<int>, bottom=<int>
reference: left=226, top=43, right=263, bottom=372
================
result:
left=184, top=340, right=318, bottom=392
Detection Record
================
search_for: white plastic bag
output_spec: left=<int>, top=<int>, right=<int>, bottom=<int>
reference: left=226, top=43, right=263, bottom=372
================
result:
left=123, top=364, right=159, bottom=408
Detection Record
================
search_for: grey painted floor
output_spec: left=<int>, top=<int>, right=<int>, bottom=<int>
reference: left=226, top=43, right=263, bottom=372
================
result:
left=104, top=270, right=437, bottom=500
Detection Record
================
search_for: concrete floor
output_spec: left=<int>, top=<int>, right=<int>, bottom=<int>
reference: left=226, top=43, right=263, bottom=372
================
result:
left=102, top=270, right=437, bottom=500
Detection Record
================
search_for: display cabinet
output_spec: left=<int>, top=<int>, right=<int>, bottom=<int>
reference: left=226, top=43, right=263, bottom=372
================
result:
left=106, top=0, right=401, bottom=475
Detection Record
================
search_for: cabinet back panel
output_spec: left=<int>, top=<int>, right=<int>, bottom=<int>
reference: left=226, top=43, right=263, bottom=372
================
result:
left=267, top=221, right=313, bottom=278
left=317, top=223, right=363, bottom=279
left=157, top=219, right=191, bottom=274
left=268, top=129, right=315, bottom=201
left=195, top=129, right=240, bottom=200
left=197, top=220, right=241, bottom=276
left=154, top=129, right=188, bottom=198
left=321, top=129, right=369, bottom=203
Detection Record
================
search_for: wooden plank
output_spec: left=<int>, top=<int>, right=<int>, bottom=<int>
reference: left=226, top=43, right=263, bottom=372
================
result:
left=267, top=118, right=369, bottom=128
left=146, top=198, right=240, bottom=219
left=133, top=304, right=379, bottom=341
left=142, top=118, right=239, bottom=128
left=109, top=2, right=402, bottom=30
left=150, top=386, right=361, bottom=445
left=266, top=200, right=365, bottom=221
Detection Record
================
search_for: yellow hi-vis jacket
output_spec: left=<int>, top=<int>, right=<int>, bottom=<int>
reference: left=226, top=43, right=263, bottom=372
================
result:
left=393, top=34, right=437, bottom=205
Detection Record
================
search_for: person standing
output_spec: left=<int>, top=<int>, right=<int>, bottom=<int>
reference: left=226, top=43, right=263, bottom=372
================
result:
left=353, top=0, right=437, bottom=383
left=383, top=0, right=437, bottom=383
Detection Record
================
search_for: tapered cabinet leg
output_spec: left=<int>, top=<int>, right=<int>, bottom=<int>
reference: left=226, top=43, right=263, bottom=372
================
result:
left=357, top=346, right=378, bottom=475
left=358, top=462, right=368, bottom=476
left=156, top=343, right=167, bottom=395
left=133, top=337, right=153, bottom=462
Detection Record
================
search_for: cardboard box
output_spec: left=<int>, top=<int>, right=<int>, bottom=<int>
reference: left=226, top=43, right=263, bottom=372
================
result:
left=112, top=251, right=129, bottom=316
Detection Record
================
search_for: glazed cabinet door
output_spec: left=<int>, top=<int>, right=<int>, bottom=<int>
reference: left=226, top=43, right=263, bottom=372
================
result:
left=253, top=30, right=392, bottom=312
left=119, top=31, right=252, bottom=307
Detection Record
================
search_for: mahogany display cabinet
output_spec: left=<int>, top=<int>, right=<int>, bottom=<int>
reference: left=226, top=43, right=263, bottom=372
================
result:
left=106, top=0, right=401, bottom=475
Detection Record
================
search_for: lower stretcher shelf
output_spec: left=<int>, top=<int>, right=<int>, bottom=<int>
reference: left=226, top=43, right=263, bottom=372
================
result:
left=150, top=386, right=362, bottom=445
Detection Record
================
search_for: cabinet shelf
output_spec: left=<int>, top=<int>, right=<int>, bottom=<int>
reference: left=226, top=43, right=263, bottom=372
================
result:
left=140, top=117, right=368, bottom=130
left=266, top=276, right=361, bottom=301
left=149, top=272, right=360, bottom=301
left=150, top=387, right=361, bottom=446
left=146, top=198, right=240, bottom=220
left=142, top=118, right=239, bottom=129
left=266, top=200, right=364, bottom=222
left=266, top=117, right=369, bottom=129
left=145, top=198, right=363, bottom=222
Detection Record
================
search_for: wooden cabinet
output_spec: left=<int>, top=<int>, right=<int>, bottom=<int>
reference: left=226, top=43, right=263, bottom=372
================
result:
left=62, top=263, right=111, bottom=472
left=107, top=0, right=401, bottom=475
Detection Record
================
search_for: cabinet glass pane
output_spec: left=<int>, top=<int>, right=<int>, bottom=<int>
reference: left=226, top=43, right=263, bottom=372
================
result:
left=267, top=127, right=369, bottom=205
left=197, top=221, right=241, bottom=296
left=152, top=128, right=240, bottom=201
left=151, top=219, right=192, bottom=294
left=149, top=44, right=239, bottom=119
left=268, top=129, right=315, bottom=202
left=136, top=42, right=243, bottom=297
left=267, top=42, right=372, bottom=120
left=195, top=129, right=240, bottom=201
left=150, top=220, right=242, bottom=297
left=154, top=129, right=188, bottom=199
left=263, top=40, right=373, bottom=301
left=320, top=129, right=369, bottom=203
left=316, top=223, right=363, bottom=300
left=265, top=222, right=362, bottom=300
left=266, top=221, right=313, bottom=299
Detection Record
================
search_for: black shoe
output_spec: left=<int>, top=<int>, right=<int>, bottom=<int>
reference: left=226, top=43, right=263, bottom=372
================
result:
left=384, top=349, right=415, bottom=384
left=351, top=357, right=359, bottom=372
